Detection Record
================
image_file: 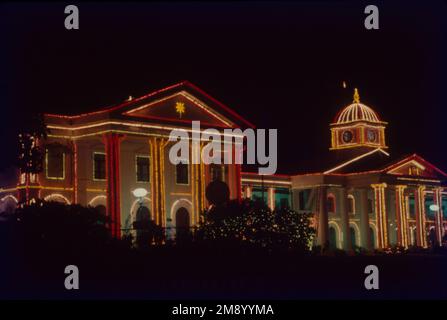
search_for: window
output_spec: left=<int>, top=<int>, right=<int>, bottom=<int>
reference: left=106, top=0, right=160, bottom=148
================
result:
left=93, top=152, right=106, bottom=180
left=298, top=190, right=309, bottom=211
left=275, top=188, right=291, bottom=209
left=210, top=164, right=225, bottom=182
left=252, top=187, right=268, bottom=206
left=327, top=194, right=336, bottom=213
left=348, top=195, right=355, bottom=214
left=46, top=148, right=65, bottom=179
left=136, top=156, right=150, bottom=182
left=408, top=197, right=415, bottom=218
left=176, top=162, right=189, bottom=185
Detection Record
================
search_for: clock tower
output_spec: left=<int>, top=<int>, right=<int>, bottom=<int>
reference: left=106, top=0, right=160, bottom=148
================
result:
left=330, top=88, right=387, bottom=152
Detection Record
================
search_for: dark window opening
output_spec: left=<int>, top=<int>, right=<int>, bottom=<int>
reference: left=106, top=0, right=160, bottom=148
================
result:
left=136, top=156, right=150, bottom=182
left=94, top=153, right=106, bottom=180
left=46, top=148, right=64, bottom=179
left=327, top=196, right=335, bottom=213
left=176, top=162, right=189, bottom=185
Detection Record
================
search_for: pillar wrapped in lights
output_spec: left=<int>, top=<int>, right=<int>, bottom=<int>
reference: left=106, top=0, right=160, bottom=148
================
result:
left=191, top=142, right=206, bottom=226
left=414, top=186, right=427, bottom=248
left=395, top=185, right=409, bottom=248
left=103, top=133, right=124, bottom=238
left=371, top=183, right=388, bottom=249
left=149, top=137, right=169, bottom=227
left=268, top=187, right=275, bottom=211
left=433, top=187, right=444, bottom=245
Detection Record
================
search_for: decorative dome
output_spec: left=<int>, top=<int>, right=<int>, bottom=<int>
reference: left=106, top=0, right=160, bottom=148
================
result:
left=334, top=88, right=381, bottom=124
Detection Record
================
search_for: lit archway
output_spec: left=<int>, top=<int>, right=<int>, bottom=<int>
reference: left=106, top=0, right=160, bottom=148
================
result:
left=169, top=199, right=193, bottom=228
left=168, top=199, right=193, bottom=240
left=88, top=195, right=106, bottom=207
left=44, top=193, right=71, bottom=204
left=130, top=197, right=151, bottom=221
left=349, top=222, right=361, bottom=248
left=328, top=221, right=342, bottom=249
left=0, top=195, right=18, bottom=214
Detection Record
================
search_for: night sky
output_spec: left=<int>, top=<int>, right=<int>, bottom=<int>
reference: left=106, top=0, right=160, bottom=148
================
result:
left=1, top=1, right=446, bottom=175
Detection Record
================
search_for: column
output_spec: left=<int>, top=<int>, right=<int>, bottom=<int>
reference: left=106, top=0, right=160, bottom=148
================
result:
left=317, top=186, right=328, bottom=248
left=72, top=141, right=79, bottom=204
left=245, top=185, right=252, bottom=199
left=433, top=187, right=444, bottom=245
left=103, top=133, right=124, bottom=238
left=235, top=164, right=242, bottom=201
left=395, top=185, right=409, bottom=248
left=149, top=137, right=169, bottom=227
left=414, top=186, right=427, bottom=248
left=268, top=187, right=275, bottom=211
left=371, top=183, right=388, bottom=249
left=359, top=188, right=372, bottom=250
left=339, top=187, right=351, bottom=251
left=191, top=142, right=206, bottom=226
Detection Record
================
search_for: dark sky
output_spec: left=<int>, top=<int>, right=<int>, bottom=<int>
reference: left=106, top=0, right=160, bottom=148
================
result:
left=1, top=1, right=446, bottom=175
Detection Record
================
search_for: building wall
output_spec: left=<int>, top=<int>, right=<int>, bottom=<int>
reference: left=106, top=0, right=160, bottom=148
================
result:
left=28, top=135, right=241, bottom=236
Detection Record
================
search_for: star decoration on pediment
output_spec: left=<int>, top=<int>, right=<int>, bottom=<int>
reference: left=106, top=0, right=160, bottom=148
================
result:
left=175, top=102, right=185, bottom=118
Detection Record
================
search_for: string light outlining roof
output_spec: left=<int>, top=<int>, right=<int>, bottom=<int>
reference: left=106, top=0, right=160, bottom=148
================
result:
left=333, top=88, right=382, bottom=124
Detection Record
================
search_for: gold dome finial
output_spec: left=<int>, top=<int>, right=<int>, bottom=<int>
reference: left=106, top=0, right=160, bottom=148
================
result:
left=353, top=88, right=360, bottom=103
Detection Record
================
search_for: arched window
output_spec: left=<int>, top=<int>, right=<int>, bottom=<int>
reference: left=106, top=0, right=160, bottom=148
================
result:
left=349, top=224, right=361, bottom=248
left=327, top=194, right=336, bottom=213
left=348, top=195, right=355, bottom=214
left=328, top=221, right=341, bottom=249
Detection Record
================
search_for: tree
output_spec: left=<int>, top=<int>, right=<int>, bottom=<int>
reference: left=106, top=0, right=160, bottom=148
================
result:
left=17, top=113, right=49, bottom=204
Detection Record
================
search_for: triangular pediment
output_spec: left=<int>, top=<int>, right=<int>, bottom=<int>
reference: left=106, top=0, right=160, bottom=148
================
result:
left=123, top=91, right=235, bottom=128
left=385, top=154, right=447, bottom=179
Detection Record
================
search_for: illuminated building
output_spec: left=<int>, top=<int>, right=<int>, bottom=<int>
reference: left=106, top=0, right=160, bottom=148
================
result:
left=0, top=83, right=445, bottom=250
left=0, top=81, right=250, bottom=239
left=242, top=88, right=447, bottom=250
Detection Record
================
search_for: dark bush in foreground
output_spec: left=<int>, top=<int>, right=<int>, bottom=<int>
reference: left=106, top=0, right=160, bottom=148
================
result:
left=197, top=199, right=315, bottom=251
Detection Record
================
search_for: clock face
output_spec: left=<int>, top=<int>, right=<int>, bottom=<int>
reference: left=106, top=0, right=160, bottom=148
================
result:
left=342, top=130, right=353, bottom=143
left=367, top=130, right=377, bottom=142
